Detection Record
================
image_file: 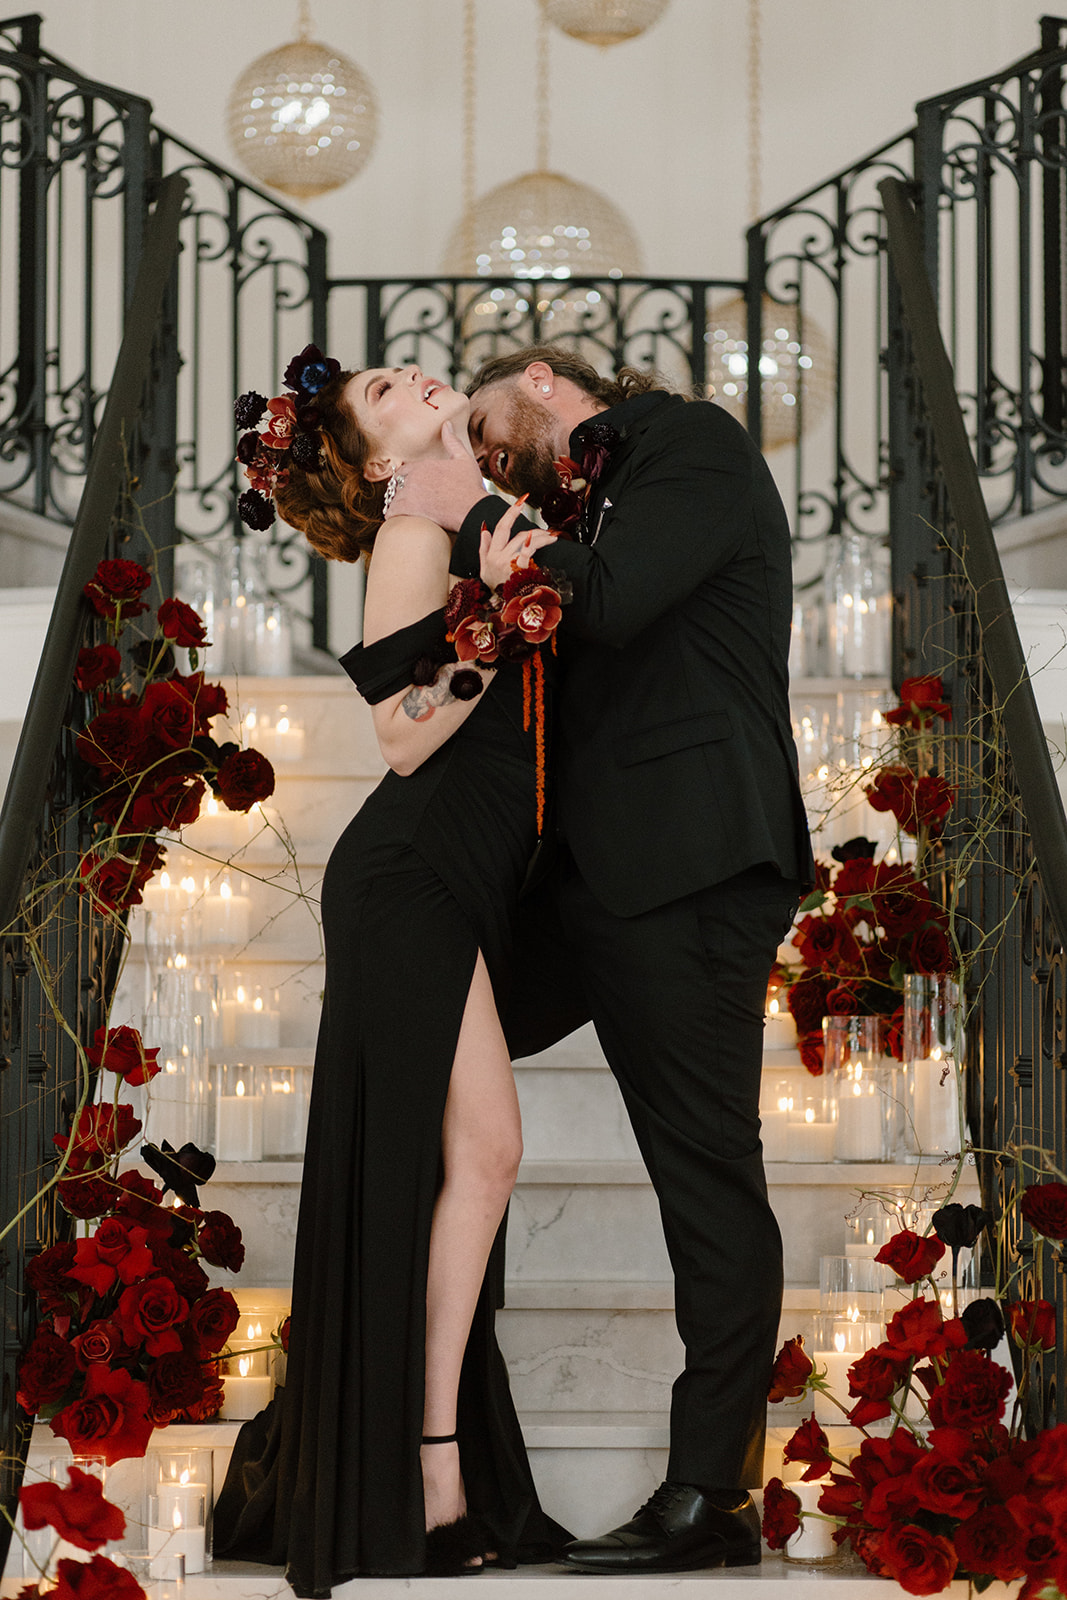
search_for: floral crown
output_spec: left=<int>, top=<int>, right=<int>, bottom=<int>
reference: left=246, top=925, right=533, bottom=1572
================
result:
left=233, top=343, right=342, bottom=530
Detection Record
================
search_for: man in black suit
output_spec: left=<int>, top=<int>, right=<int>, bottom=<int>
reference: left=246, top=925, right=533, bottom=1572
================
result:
left=386, top=347, right=814, bottom=1573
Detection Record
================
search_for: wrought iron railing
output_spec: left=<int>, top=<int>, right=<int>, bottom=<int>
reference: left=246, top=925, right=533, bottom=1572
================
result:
left=0, top=171, right=186, bottom=1568
left=881, top=173, right=1067, bottom=1428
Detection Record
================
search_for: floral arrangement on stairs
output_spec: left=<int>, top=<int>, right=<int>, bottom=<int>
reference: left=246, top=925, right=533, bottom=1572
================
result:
left=781, top=675, right=959, bottom=1076
left=763, top=1189, right=1067, bottom=1594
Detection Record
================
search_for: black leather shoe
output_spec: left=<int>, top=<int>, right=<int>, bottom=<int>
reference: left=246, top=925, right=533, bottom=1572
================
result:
left=558, top=1483, right=761, bottom=1574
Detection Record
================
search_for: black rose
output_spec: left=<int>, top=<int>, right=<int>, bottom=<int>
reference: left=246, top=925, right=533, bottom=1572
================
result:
left=933, top=1203, right=994, bottom=1250
left=129, top=639, right=175, bottom=679
left=832, top=837, right=879, bottom=864
left=960, top=1297, right=1005, bottom=1351
left=283, top=343, right=341, bottom=397
left=234, top=391, right=268, bottom=429
left=238, top=489, right=275, bottom=530
left=142, top=1140, right=216, bottom=1207
left=450, top=669, right=484, bottom=701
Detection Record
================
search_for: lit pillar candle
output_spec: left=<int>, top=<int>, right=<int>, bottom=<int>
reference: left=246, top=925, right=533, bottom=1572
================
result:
left=215, top=1070, right=263, bottom=1161
left=217, top=1352, right=273, bottom=1419
left=203, top=874, right=251, bottom=946
left=759, top=1080, right=793, bottom=1162
left=784, top=1479, right=838, bottom=1563
left=833, top=1065, right=888, bottom=1161
left=787, top=1098, right=836, bottom=1162
left=235, top=989, right=281, bottom=1048
left=911, top=1050, right=961, bottom=1155
left=763, top=995, right=796, bottom=1051
left=149, top=1491, right=206, bottom=1574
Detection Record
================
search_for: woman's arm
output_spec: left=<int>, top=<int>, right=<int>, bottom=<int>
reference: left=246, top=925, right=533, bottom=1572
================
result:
left=364, top=514, right=493, bottom=776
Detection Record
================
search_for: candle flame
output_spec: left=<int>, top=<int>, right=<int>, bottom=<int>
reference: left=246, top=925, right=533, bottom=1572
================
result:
left=180, top=1470, right=190, bottom=1484
left=220, top=881, right=232, bottom=900
left=173, top=1506, right=183, bottom=1530
left=245, top=711, right=257, bottom=730
left=235, top=986, right=246, bottom=1004
left=236, top=1080, right=246, bottom=1097
left=246, top=1321, right=256, bottom=1339
left=159, top=871, right=171, bottom=889
left=239, top=1355, right=251, bottom=1377
left=865, top=1228, right=875, bottom=1246
left=277, top=716, right=290, bottom=734
left=768, top=998, right=779, bottom=1017
left=253, top=997, right=263, bottom=1012
left=931, top=1046, right=943, bottom=1061
left=804, top=1107, right=815, bottom=1124
left=207, top=797, right=220, bottom=816
left=834, top=1332, right=847, bottom=1353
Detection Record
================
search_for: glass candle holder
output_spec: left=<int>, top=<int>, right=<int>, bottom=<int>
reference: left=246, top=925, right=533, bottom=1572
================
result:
left=825, top=1016, right=897, bottom=1162
left=147, top=1446, right=213, bottom=1574
left=201, top=870, right=252, bottom=949
left=121, top=1551, right=186, bottom=1596
left=219, top=1306, right=275, bottom=1419
left=252, top=599, right=293, bottom=675
left=784, top=1480, right=839, bottom=1564
left=903, top=974, right=962, bottom=1158
left=819, top=1254, right=885, bottom=1319
left=787, top=1085, right=836, bottom=1162
left=810, top=1313, right=884, bottom=1425
left=262, top=1065, right=311, bottom=1159
left=214, top=1063, right=263, bottom=1161
left=759, top=1076, right=794, bottom=1162
left=824, top=530, right=890, bottom=678
left=844, top=1193, right=910, bottom=1258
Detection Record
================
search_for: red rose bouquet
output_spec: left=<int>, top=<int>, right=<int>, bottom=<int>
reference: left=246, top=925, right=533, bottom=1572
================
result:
left=17, top=1464, right=147, bottom=1598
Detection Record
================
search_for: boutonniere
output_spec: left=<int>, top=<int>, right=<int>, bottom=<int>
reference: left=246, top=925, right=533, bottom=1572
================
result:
left=541, top=420, right=621, bottom=540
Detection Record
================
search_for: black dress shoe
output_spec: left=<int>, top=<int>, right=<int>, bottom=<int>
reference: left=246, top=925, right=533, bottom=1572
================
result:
left=558, top=1483, right=761, bottom=1574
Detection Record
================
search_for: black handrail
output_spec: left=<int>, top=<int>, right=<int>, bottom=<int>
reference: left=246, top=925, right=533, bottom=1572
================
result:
left=878, top=174, right=1067, bottom=949
left=0, top=172, right=187, bottom=932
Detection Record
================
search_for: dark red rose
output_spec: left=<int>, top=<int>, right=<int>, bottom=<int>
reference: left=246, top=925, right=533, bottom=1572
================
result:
left=818, top=1469, right=863, bottom=1526
left=786, top=973, right=833, bottom=1035
left=78, top=842, right=161, bottom=912
left=851, top=1430, right=927, bottom=1524
left=148, top=1239, right=209, bottom=1305
left=279, top=1314, right=291, bottom=1353
left=768, top=1335, right=814, bottom=1402
left=26, top=1242, right=79, bottom=1315
left=1008, top=1298, right=1056, bottom=1351
left=129, top=773, right=205, bottom=831
left=57, top=1175, right=114, bottom=1220
left=953, top=1505, right=1027, bottom=1582
left=76, top=706, right=148, bottom=775
left=157, top=597, right=208, bottom=647
left=873, top=884, right=934, bottom=939
left=882, top=1004, right=905, bottom=1061
left=74, top=645, right=122, bottom=693
left=884, top=674, right=952, bottom=729
left=1020, top=1181, right=1067, bottom=1241
left=878, top=1522, right=957, bottom=1596
left=875, top=1229, right=946, bottom=1284
left=170, top=670, right=228, bottom=728
left=798, top=1031, right=825, bottom=1075
left=115, top=1276, right=189, bottom=1357
left=913, top=774, right=955, bottom=833
left=885, top=1299, right=967, bottom=1359
left=111, top=1171, right=170, bottom=1234
left=926, top=1349, right=1013, bottom=1429
left=933, top=1203, right=993, bottom=1251
left=909, top=925, right=954, bottom=975
left=16, top=1326, right=78, bottom=1414
left=760, top=1477, right=801, bottom=1550
left=69, top=1220, right=153, bottom=1297
left=783, top=1417, right=833, bottom=1481
left=187, top=1287, right=241, bottom=1352
left=175, top=1363, right=225, bottom=1422
left=51, top=1363, right=153, bottom=1464
left=825, top=982, right=863, bottom=1016
left=147, top=1349, right=208, bottom=1423
left=794, top=912, right=850, bottom=970
left=960, top=1297, right=1005, bottom=1350
left=20, top=1465, right=125, bottom=1551
left=217, top=747, right=276, bottom=812
left=196, top=1210, right=245, bottom=1273
left=83, top=558, right=151, bottom=621
left=55, top=1104, right=141, bottom=1170
left=71, top=1320, right=129, bottom=1371
left=51, top=1553, right=146, bottom=1599
left=141, top=676, right=198, bottom=750
left=911, top=1447, right=985, bottom=1518
left=865, top=765, right=916, bottom=824
left=847, top=1344, right=910, bottom=1406
left=86, top=1025, right=161, bottom=1087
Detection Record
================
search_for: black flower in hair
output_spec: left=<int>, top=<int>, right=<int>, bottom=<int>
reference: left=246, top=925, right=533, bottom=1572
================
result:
left=234, top=391, right=268, bottom=429
left=290, top=431, right=324, bottom=471
left=450, top=668, right=485, bottom=701
left=283, top=344, right=341, bottom=398
left=236, top=431, right=263, bottom=466
left=238, top=488, right=276, bottom=530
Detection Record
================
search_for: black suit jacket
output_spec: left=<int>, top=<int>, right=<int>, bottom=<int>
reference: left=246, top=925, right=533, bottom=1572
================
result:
left=452, top=391, right=814, bottom=918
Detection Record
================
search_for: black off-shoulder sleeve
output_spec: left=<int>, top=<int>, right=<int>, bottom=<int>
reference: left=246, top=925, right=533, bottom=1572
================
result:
left=337, top=608, right=450, bottom=705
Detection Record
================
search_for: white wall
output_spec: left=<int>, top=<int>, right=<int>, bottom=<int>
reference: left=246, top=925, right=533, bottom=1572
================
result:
left=35, top=0, right=1047, bottom=282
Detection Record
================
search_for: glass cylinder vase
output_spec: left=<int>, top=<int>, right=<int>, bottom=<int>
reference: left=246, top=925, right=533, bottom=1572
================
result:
left=824, top=531, right=890, bottom=678
left=902, top=974, right=962, bottom=1159
left=824, top=1015, right=897, bottom=1162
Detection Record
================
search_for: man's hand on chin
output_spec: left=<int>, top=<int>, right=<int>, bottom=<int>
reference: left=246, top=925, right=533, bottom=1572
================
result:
left=384, top=421, right=488, bottom=532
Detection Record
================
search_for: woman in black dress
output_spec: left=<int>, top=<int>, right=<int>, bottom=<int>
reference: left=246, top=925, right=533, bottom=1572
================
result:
left=212, top=352, right=568, bottom=1594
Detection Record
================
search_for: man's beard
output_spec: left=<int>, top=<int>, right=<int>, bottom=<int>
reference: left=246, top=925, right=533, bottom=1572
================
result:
left=501, top=389, right=562, bottom=507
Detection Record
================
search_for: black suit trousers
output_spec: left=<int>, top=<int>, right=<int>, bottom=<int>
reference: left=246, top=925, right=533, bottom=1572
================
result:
left=504, top=854, right=801, bottom=1490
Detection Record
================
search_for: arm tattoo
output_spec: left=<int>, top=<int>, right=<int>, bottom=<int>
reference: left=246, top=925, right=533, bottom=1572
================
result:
left=401, top=663, right=466, bottom=722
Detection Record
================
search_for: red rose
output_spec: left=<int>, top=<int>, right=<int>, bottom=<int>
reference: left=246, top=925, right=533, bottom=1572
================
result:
left=873, top=884, right=934, bottom=939
left=71, top=1320, right=129, bottom=1371
left=953, top=1505, right=1027, bottom=1583
left=882, top=1004, right=905, bottom=1061
left=279, top=1314, right=291, bottom=1353
left=69, top=1220, right=154, bottom=1297
left=785, top=973, right=832, bottom=1035
left=26, top=1242, right=79, bottom=1315
left=141, top=677, right=198, bottom=750
left=846, top=1344, right=910, bottom=1425
left=865, top=765, right=915, bottom=823
left=1020, top=1181, right=1067, bottom=1241
left=500, top=582, right=562, bottom=643
left=798, top=1031, right=825, bottom=1075
left=74, top=645, right=122, bottom=693
left=783, top=1417, right=832, bottom=1481
left=176, top=1364, right=225, bottom=1422
left=76, top=706, right=148, bottom=775
left=911, top=1447, right=985, bottom=1518
left=794, top=912, right=850, bottom=970
left=909, top=925, right=954, bottom=975
left=187, top=1286, right=240, bottom=1352
left=196, top=1210, right=245, bottom=1273
left=129, top=773, right=205, bottom=832
left=86, top=1025, right=161, bottom=1087
left=878, top=1523, right=957, bottom=1596
left=851, top=1430, right=927, bottom=1516
left=111, top=1171, right=170, bottom=1233
left=926, top=1349, right=1013, bottom=1429
left=57, top=1175, right=114, bottom=1220
left=767, top=1334, right=814, bottom=1402
left=1008, top=1298, right=1057, bottom=1351
left=452, top=612, right=500, bottom=664
left=818, top=1469, right=863, bottom=1526
left=913, top=774, right=954, bottom=832
left=55, top=1104, right=142, bottom=1170
left=51, top=1553, right=146, bottom=1599
left=217, top=747, right=276, bottom=812
left=875, top=1229, right=946, bottom=1284
left=884, top=675, right=952, bottom=729
left=116, top=1275, right=189, bottom=1357
left=146, top=1349, right=208, bottom=1424
left=148, top=1239, right=209, bottom=1304
left=20, top=1465, right=125, bottom=1551
left=78, top=841, right=162, bottom=912
left=157, top=597, right=208, bottom=647
left=885, top=1298, right=967, bottom=1359
left=172, top=670, right=228, bottom=727
left=83, top=558, right=151, bottom=621
left=760, top=1478, right=801, bottom=1550
left=824, top=983, right=862, bottom=1016
left=51, top=1363, right=153, bottom=1464
left=16, top=1326, right=78, bottom=1414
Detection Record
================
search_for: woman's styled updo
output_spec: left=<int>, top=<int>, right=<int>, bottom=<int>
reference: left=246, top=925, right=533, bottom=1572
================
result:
left=234, top=348, right=388, bottom=567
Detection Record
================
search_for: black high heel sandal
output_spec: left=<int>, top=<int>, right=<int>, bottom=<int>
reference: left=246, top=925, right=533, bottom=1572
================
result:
left=421, top=1433, right=487, bottom=1577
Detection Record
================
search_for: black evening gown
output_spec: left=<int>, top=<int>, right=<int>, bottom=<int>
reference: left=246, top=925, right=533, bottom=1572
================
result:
left=212, top=612, right=568, bottom=1596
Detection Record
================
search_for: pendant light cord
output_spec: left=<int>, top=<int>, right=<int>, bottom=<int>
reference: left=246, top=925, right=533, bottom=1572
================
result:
left=536, top=3, right=550, bottom=173
left=747, top=0, right=761, bottom=222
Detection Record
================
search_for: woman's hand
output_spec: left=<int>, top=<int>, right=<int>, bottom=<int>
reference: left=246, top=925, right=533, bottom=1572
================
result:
left=479, top=499, right=557, bottom=589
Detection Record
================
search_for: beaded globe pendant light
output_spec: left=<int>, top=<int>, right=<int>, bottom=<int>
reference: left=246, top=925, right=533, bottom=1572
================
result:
left=705, top=0, right=832, bottom=450
left=442, top=1, right=641, bottom=333
left=227, top=0, right=378, bottom=201
left=541, top=0, right=670, bottom=47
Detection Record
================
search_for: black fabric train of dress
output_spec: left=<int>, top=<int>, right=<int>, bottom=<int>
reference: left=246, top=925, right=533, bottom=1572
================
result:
left=212, top=611, right=568, bottom=1596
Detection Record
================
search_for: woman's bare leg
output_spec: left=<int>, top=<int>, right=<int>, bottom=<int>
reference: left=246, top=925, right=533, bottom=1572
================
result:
left=421, top=950, right=522, bottom=1538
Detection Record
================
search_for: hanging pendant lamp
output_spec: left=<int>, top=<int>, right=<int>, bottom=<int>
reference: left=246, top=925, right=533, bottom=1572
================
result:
left=227, top=0, right=378, bottom=201
left=541, top=0, right=671, bottom=47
